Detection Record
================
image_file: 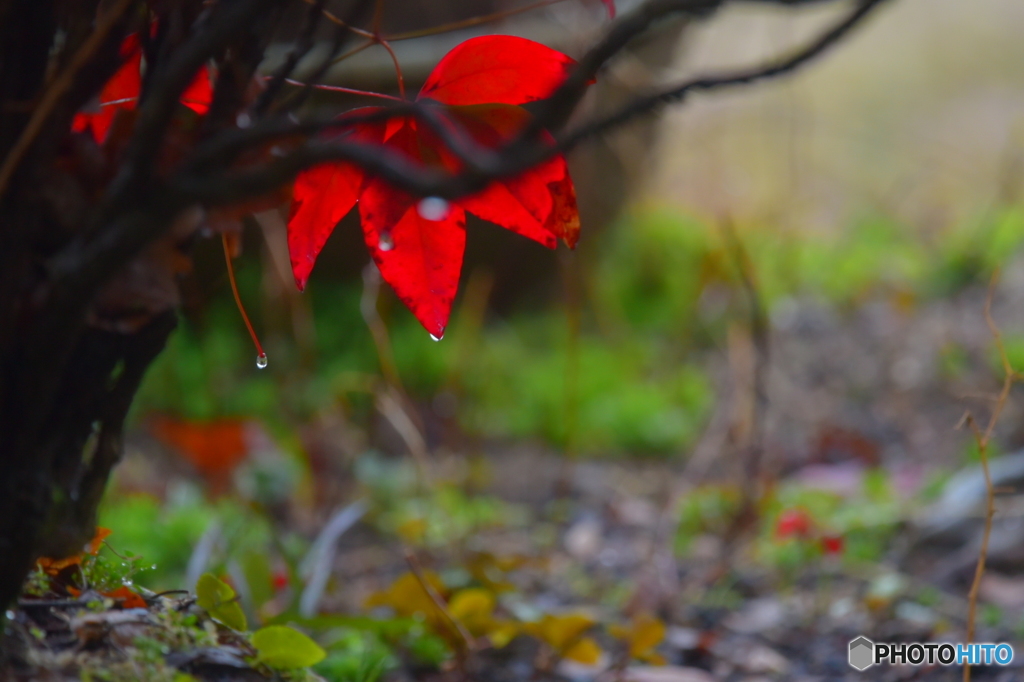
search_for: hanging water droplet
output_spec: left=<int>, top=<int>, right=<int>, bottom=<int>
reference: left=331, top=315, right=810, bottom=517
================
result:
left=256, top=353, right=268, bottom=369
left=417, top=197, right=450, bottom=221
left=5, top=610, right=14, bottom=621
left=236, top=112, right=252, bottom=129
left=378, top=233, right=394, bottom=251
left=429, top=332, right=443, bottom=342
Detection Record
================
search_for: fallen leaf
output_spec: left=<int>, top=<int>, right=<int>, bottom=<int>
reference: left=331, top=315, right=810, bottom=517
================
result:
left=252, top=625, right=326, bottom=669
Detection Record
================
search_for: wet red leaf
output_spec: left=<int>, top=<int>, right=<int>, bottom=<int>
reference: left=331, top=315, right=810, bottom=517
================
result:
left=286, top=35, right=587, bottom=335
left=418, top=35, right=578, bottom=106
left=288, top=109, right=386, bottom=290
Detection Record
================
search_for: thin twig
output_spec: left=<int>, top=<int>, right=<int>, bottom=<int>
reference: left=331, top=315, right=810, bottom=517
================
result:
left=169, top=0, right=889, bottom=210
left=386, top=0, right=569, bottom=41
left=961, top=269, right=1019, bottom=682
left=404, top=548, right=475, bottom=654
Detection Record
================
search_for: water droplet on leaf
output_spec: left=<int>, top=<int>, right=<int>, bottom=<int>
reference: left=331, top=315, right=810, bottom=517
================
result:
left=378, top=233, right=394, bottom=251
left=256, top=353, right=268, bottom=369
left=417, top=197, right=450, bottom=221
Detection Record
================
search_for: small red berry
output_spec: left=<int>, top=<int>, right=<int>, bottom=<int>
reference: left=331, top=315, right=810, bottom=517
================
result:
left=821, top=534, right=844, bottom=555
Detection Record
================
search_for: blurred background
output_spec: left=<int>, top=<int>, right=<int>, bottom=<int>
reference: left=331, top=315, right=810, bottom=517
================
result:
left=95, top=0, right=1024, bottom=677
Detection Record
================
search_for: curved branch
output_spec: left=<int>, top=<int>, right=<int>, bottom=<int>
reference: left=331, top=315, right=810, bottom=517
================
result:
left=172, top=0, right=890, bottom=206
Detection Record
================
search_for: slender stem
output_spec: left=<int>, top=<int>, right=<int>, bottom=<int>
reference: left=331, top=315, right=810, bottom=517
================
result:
left=372, top=0, right=385, bottom=34
left=404, top=549, right=474, bottom=655
left=308, top=0, right=570, bottom=45
left=221, top=233, right=266, bottom=363
left=376, top=38, right=406, bottom=99
left=386, top=0, right=569, bottom=41
left=281, top=78, right=404, bottom=101
left=963, top=269, right=1019, bottom=682
left=301, top=0, right=374, bottom=38
left=329, top=39, right=375, bottom=67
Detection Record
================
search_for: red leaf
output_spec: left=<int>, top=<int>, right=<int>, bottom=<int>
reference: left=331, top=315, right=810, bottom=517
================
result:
left=603, top=0, right=616, bottom=18
left=359, top=122, right=466, bottom=338
left=440, top=105, right=570, bottom=249
left=285, top=37, right=589, bottom=337
left=73, top=35, right=142, bottom=143
left=287, top=109, right=386, bottom=290
left=181, top=64, right=214, bottom=115
left=418, top=35, right=578, bottom=106
left=105, top=585, right=148, bottom=609
left=288, top=163, right=363, bottom=290
left=73, top=34, right=215, bottom=143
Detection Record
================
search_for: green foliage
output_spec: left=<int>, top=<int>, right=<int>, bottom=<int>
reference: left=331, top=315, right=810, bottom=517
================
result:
left=313, top=629, right=394, bottom=682
left=99, top=489, right=274, bottom=590
left=356, top=454, right=529, bottom=546
left=196, top=573, right=247, bottom=631
left=675, top=485, right=742, bottom=555
left=252, top=625, right=327, bottom=669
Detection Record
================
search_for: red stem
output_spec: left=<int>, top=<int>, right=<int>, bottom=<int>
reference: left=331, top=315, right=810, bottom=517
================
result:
left=221, top=233, right=266, bottom=363
left=281, top=78, right=404, bottom=101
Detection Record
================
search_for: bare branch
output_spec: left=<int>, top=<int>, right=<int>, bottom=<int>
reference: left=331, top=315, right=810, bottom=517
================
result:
left=171, top=0, right=890, bottom=208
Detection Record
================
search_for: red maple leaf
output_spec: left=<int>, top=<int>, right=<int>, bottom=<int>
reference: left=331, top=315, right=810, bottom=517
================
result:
left=73, top=32, right=214, bottom=144
left=287, top=35, right=585, bottom=338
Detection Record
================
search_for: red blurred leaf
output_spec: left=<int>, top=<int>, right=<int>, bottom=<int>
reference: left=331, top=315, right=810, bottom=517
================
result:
left=602, top=0, right=616, bottom=18
left=72, top=35, right=141, bottom=143
left=418, top=35, right=578, bottom=106
left=181, top=65, right=214, bottom=115
left=73, top=34, right=215, bottom=143
left=150, top=416, right=249, bottom=492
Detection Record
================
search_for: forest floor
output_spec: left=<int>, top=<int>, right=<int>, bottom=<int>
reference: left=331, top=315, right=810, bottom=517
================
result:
left=7, top=273, right=1024, bottom=682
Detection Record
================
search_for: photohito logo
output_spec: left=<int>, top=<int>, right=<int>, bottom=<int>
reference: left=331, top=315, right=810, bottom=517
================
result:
left=848, top=637, right=1014, bottom=670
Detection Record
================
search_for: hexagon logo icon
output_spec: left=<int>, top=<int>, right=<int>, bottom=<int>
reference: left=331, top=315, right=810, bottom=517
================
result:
left=849, top=636, right=874, bottom=671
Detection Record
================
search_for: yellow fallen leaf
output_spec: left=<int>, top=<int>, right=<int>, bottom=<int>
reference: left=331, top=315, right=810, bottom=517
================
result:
left=564, top=637, right=602, bottom=665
